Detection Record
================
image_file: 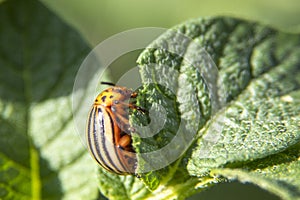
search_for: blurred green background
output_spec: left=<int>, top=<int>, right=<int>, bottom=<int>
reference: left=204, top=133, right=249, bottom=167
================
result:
left=38, top=0, right=298, bottom=199
left=42, top=0, right=300, bottom=46
left=40, top=0, right=300, bottom=85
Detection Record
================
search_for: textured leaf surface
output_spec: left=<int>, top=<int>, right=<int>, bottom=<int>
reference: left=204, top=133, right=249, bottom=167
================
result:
left=98, top=168, right=151, bottom=200
left=0, top=0, right=98, bottom=199
left=127, top=17, right=299, bottom=200
left=211, top=143, right=300, bottom=200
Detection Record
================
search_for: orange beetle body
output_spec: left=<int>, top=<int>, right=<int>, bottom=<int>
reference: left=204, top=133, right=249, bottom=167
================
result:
left=86, top=84, right=140, bottom=175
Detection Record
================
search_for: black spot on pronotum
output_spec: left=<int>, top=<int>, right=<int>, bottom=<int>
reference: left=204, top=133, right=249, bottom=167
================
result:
left=101, top=96, right=107, bottom=102
left=109, top=95, right=114, bottom=99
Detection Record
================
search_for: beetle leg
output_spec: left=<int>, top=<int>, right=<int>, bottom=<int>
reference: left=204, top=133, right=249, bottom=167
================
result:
left=129, top=104, right=146, bottom=113
left=118, top=134, right=132, bottom=150
left=129, top=92, right=147, bottom=113
left=113, top=100, right=146, bottom=113
left=130, top=92, right=138, bottom=98
left=112, top=101, right=146, bottom=134
left=114, top=113, right=134, bottom=134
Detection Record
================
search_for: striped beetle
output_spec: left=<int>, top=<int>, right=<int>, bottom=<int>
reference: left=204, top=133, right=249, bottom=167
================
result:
left=86, top=82, right=144, bottom=175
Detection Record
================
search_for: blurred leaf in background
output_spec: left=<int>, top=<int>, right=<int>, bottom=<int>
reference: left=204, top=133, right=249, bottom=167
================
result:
left=0, top=0, right=99, bottom=199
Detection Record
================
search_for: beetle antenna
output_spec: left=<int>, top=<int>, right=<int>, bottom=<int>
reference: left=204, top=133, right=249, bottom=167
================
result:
left=101, top=81, right=115, bottom=86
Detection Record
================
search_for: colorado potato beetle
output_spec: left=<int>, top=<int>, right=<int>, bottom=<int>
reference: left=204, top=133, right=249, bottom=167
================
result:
left=86, top=82, right=143, bottom=175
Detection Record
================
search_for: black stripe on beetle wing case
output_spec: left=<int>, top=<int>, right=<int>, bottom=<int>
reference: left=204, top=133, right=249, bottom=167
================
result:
left=87, top=107, right=111, bottom=172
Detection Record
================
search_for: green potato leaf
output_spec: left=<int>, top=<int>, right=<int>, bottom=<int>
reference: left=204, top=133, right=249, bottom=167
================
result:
left=126, top=17, right=299, bottom=199
left=211, top=143, right=300, bottom=200
left=97, top=168, right=151, bottom=200
left=0, top=0, right=99, bottom=199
